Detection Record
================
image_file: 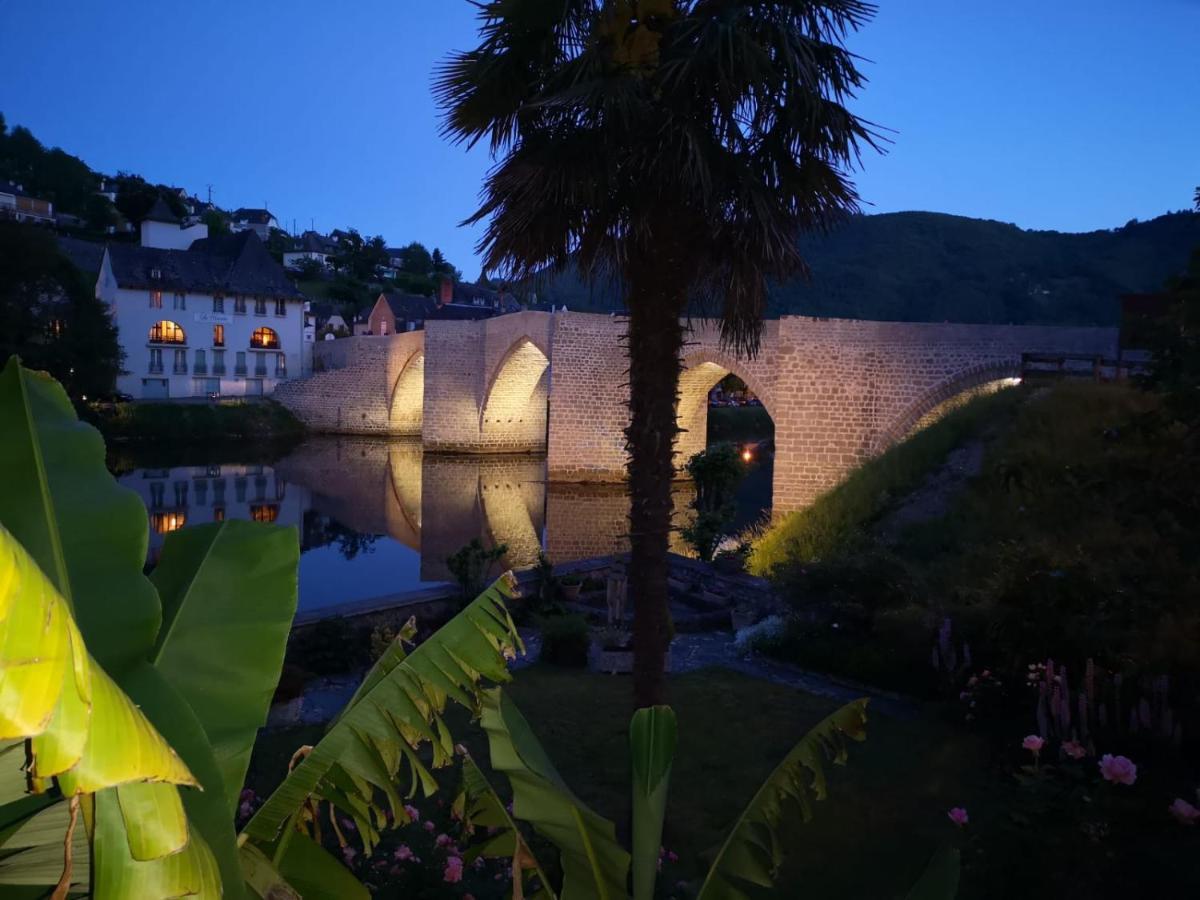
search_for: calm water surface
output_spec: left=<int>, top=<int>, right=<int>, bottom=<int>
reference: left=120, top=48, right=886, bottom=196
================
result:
left=116, top=437, right=772, bottom=613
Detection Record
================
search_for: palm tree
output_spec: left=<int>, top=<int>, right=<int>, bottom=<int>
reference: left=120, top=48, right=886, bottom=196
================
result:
left=437, top=0, right=881, bottom=707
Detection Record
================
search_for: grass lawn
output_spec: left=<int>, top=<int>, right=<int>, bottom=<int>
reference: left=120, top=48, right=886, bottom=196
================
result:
left=250, top=665, right=987, bottom=898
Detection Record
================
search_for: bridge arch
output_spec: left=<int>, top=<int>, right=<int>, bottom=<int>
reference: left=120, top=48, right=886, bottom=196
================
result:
left=871, top=360, right=1022, bottom=454
left=388, top=350, right=425, bottom=435
left=481, top=338, right=551, bottom=452
left=674, top=349, right=775, bottom=467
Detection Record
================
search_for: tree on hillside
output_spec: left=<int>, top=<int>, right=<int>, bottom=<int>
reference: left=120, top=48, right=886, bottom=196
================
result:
left=398, top=240, right=433, bottom=275
left=0, top=221, right=122, bottom=399
left=438, top=0, right=879, bottom=706
left=203, top=208, right=230, bottom=236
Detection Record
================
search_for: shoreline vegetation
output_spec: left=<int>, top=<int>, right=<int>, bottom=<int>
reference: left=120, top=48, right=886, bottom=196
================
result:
left=84, top=399, right=306, bottom=471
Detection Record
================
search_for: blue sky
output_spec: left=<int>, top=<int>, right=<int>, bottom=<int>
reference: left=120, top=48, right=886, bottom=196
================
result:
left=2, top=0, right=1197, bottom=273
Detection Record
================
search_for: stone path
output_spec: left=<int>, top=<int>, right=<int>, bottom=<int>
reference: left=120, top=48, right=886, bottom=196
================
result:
left=515, top=627, right=918, bottom=719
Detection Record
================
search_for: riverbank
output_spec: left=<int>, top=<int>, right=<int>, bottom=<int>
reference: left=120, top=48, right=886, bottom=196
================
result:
left=85, top=398, right=306, bottom=469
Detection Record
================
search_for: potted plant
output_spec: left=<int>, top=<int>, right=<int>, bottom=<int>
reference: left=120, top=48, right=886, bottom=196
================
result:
left=589, top=625, right=635, bottom=674
left=559, top=574, right=583, bottom=601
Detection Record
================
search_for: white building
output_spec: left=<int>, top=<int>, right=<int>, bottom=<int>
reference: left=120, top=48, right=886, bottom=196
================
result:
left=230, top=207, right=278, bottom=240
left=282, top=231, right=333, bottom=271
left=139, top=198, right=208, bottom=250
left=97, top=226, right=310, bottom=399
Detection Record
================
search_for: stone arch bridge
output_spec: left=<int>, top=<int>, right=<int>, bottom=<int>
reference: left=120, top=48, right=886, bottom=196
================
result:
left=275, top=312, right=1116, bottom=514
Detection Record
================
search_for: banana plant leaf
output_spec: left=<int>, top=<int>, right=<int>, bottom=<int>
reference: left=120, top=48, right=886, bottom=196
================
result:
left=479, top=688, right=630, bottom=900
left=149, top=520, right=300, bottom=822
left=695, top=698, right=870, bottom=900
left=243, top=573, right=525, bottom=854
left=270, top=830, right=369, bottom=900
left=0, top=790, right=89, bottom=893
left=459, top=752, right=554, bottom=898
left=0, top=361, right=294, bottom=898
left=630, top=706, right=676, bottom=900
left=905, top=844, right=961, bottom=900
left=0, top=359, right=161, bottom=675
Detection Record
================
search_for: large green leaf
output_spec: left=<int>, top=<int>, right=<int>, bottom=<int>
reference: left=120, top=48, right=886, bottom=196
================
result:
left=271, top=831, right=369, bottom=900
left=460, top=753, right=555, bottom=898
left=150, top=520, right=299, bottom=821
left=695, top=699, right=870, bottom=900
left=905, top=844, right=961, bottom=900
left=480, top=688, right=630, bottom=900
left=0, top=795, right=89, bottom=894
left=0, top=361, right=249, bottom=898
left=0, top=359, right=160, bottom=674
left=243, top=574, right=525, bottom=852
left=630, top=706, right=676, bottom=900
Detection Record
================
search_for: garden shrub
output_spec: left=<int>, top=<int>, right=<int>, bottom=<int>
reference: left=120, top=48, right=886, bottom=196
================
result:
left=538, top=614, right=590, bottom=667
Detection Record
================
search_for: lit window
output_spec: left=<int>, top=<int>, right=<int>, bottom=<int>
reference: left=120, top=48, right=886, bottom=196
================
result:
left=213, top=506, right=225, bottom=523
left=148, top=320, right=186, bottom=344
left=150, top=511, right=186, bottom=534
left=150, top=290, right=163, bottom=309
left=251, top=327, right=280, bottom=349
left=250, top=503, right=279, bottom=523
left=213, top=324, right=225, bottom=346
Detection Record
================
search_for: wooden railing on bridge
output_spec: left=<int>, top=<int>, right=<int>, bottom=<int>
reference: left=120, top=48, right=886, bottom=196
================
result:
left=1020, top=352, right=1149, bottom=382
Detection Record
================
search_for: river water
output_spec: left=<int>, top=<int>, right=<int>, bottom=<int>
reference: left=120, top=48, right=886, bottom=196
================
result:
left=113, top=437, right=772, bottom=614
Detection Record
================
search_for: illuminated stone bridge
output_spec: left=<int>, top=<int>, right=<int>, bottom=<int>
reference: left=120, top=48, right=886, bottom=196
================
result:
left=274, top=311, right=1116, bottom=514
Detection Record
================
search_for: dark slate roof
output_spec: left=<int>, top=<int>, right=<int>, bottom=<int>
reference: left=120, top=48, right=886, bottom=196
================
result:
left=57, top=236, right=107, bottom=276
left=428, top=303, right=500, bottom=321
left=379, top=292, right=436, bottom=321
left=143, top=196, right=180, bottom=224
left=292, top=231, right=333, bottom=254
left=107, top=231, right=303, bottom=298
left=452, top=281, right=499, bottom=305
left=232, top=207, right=274, bottom=224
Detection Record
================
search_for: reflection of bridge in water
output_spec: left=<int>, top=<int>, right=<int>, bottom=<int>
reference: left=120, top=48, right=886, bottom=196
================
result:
left=274, top=437, right=694, bottom=582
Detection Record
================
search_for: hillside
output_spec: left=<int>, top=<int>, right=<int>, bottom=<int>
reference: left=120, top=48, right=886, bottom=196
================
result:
left=529, top=210, right=1200, bottom=326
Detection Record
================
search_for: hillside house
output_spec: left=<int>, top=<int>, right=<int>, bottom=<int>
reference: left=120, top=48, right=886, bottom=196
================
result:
left=366, top=292, right=436, bottom=335
left=0, top=180, right=54, bottom=225
left=231, top=207, right=278, bottom=240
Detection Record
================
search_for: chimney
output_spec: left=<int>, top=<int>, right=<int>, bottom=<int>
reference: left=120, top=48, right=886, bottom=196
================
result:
left=439, top=276, right=453, bottom=306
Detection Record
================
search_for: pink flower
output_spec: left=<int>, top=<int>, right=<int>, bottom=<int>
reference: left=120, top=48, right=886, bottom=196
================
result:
left=1098, top=754, right=1137, bottom=786
left=393, top=844, right=413, bottom=862
left=1168, top=798, right=1199, bottom=825
left=667, top=851, right=679, bottom=863
left=947, top=807, right=969, bottom=827
left=435, top=833, right=453, bottom=848
left=404, top=804, right=420, bottom=823
left=443, top=856, right=464, bottom=884
left=1061, top=740, right=1087, bottom=760
left=1022, top=735, right=1045, bottom=755
left=423, top=820, right=436, bottom=832
left=341, top=846, right=357, bottom=864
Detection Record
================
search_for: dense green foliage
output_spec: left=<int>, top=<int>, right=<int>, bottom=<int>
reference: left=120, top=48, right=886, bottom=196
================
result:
left=0, top=112, right=101, bottom=220
left=681, top=443, right=747, bottom=561
left=85, top=398, right=306, bottom=444
left=532, top=210, right=1200, bottom=324
left=0, top=220, right=122, bottom=399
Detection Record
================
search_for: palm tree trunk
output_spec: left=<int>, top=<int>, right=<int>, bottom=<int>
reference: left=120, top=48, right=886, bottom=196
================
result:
left=625, top=263, right=687, bottom=708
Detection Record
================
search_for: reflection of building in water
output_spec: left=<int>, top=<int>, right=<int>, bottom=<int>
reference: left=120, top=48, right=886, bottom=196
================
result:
left=545, top=483, right=695, bottom=563
left=118, top=464, right=309, bottom=561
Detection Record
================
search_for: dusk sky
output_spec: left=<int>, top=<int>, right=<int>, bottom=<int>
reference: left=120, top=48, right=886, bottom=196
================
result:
left=2, top=0, right=1197, bottom=274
